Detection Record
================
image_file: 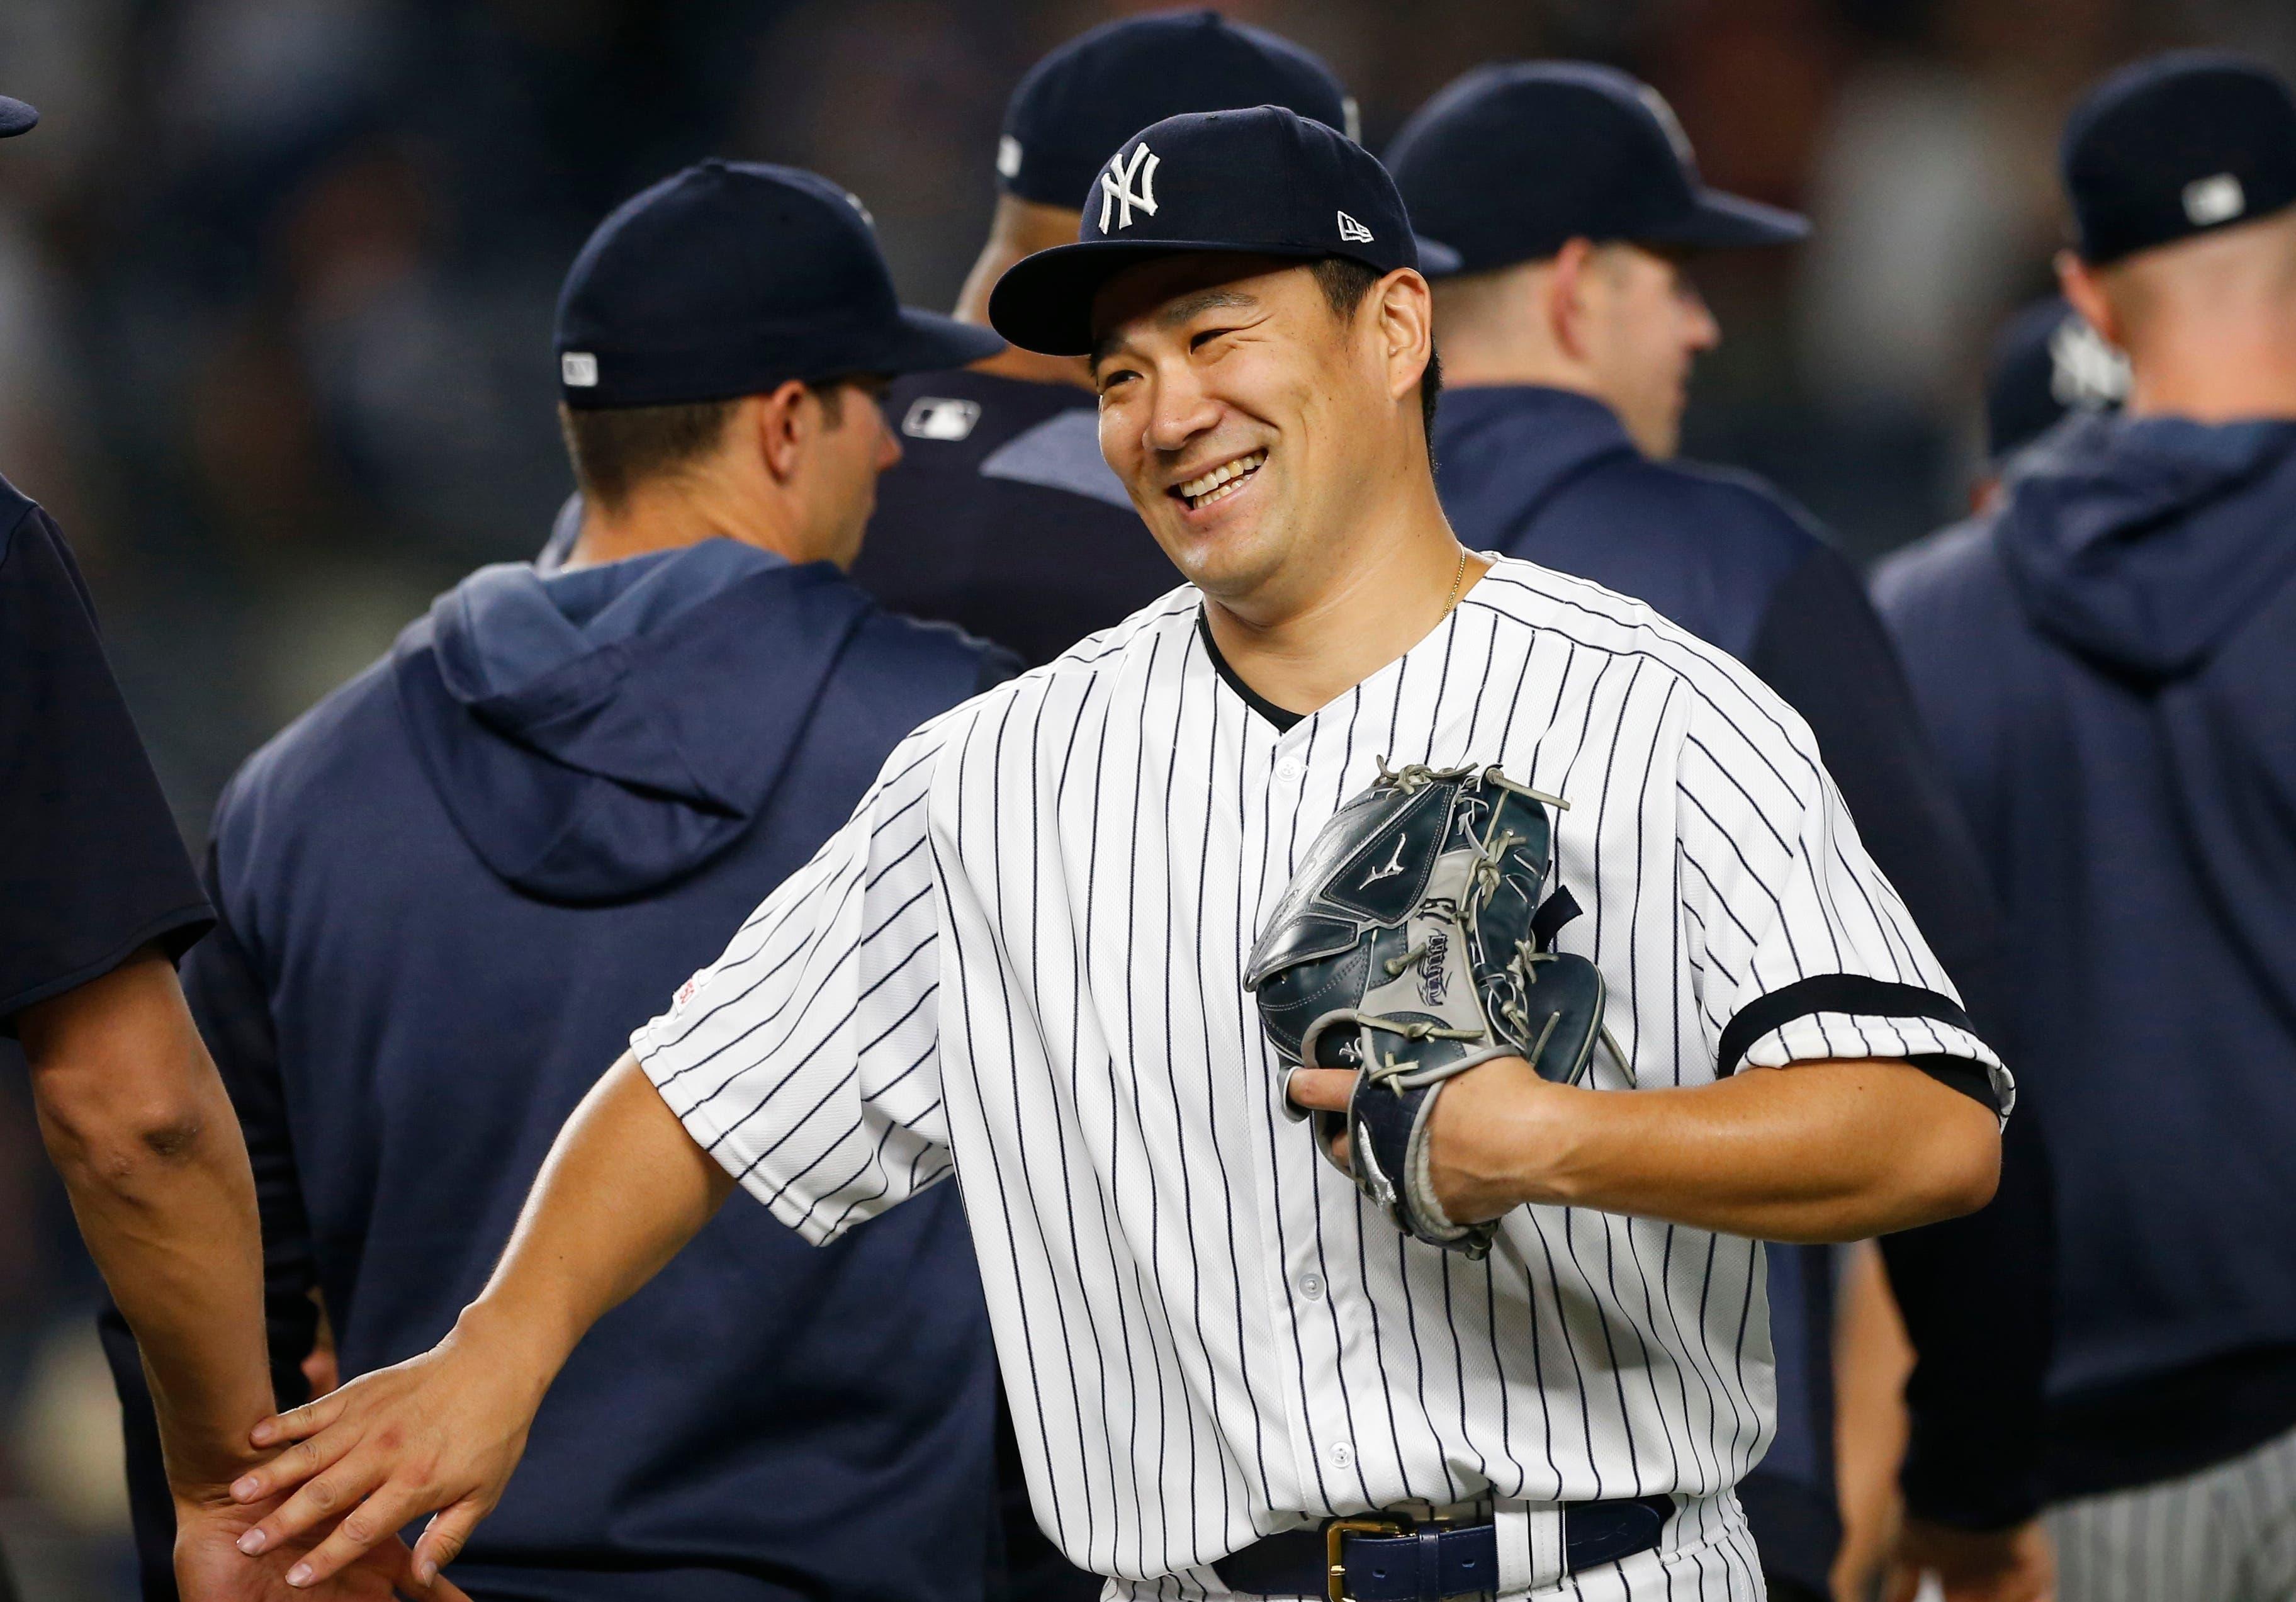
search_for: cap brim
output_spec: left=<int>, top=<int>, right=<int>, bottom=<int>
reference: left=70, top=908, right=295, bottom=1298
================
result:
left=1642, top=188, right=1808, bottom=249
left=991, top=234, right=1466, bottom=356
left=869, top=307, right=1006, bottom=375
left=0, top=97, right=39, bottom=138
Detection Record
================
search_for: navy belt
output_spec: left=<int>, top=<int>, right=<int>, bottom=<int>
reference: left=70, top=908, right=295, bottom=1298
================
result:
left=1212, top=1495, right=1674, bottom=1601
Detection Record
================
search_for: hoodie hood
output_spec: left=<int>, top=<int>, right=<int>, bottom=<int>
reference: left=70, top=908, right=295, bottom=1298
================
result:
left=1432, top=385, right=1639, bottom=536
left=393, top=538, right=871, bottom=903
left=1998, top=409, right=2296, bottom=679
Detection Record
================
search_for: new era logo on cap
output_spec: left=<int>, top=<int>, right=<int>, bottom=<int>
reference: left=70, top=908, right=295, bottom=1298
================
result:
left=1100, top=142, right=1160, bottom=230
left=2182, top=171, right=2246, bottom=225
left=561, top=352, right=599, bottom=387
left=1336, top=211, right=1374, bottom=243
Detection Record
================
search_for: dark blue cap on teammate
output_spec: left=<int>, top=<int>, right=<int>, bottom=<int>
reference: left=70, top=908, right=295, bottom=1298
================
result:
left=555, top=159, right=1002, bottom=409
left=989, top=105, right=1460, bottom=356
left=996, top=8, right=1354, bottom=210
left=1387, top=62, right=1806, bottom=276
left=2062, top=52, right=2296, bottom=265
left=0, top=93, right=37, bottom=138
left=1981, top=296, right=2127, bottom=463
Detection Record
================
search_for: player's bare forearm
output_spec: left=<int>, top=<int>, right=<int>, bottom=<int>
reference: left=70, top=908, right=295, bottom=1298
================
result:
left=1291, top=1055, right=2000, bottom=1242
left=453, top=1051, right=734, bottom=1370
left=19, top=950, right=276, bottom=1492
left=225, top=1052, right=730, bottom=1589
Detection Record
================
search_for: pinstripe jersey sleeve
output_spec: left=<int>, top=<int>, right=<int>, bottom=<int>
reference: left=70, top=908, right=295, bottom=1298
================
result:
left=1674, top=682, right=2013, bottom=1112
left=630, top=722, right=956, bottom=1243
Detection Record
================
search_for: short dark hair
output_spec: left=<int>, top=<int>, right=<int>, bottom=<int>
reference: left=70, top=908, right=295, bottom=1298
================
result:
left=557, top=384, right=848, bottom=509
left=1308, top=256, right=1443, bottom=440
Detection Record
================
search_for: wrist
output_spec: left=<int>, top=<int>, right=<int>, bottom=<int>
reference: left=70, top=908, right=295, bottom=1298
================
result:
left=1497, top=1070, right=1592, bottom=1209
left=450, top=1293, right=576, bottom=1409
left=1434, top=1058, right=1589, bottom=1219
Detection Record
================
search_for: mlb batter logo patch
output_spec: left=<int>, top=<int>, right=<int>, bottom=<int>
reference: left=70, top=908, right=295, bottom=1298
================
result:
left=673, top=971, right=709, bottom=1015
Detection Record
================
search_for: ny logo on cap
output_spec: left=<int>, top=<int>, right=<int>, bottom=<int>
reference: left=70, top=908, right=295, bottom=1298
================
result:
left=1336, top=212, right=1374, bottom=244
left=1100, top=142, right=1159, bottom=232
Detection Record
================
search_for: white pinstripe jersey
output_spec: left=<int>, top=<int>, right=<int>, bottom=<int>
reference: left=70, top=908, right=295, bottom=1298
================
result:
left=633, top=558, right=2009, bottom=1592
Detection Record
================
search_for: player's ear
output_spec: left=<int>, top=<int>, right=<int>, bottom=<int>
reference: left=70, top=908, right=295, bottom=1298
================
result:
left=1546, top=238, right=1599, bottom=364
left=751, top=381, right=811, bottom=483
left=1375, top=267, right=1434, bottom=412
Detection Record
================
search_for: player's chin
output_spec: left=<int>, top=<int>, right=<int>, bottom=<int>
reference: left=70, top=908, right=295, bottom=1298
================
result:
left=1153, top=519, right=1275, bottom=597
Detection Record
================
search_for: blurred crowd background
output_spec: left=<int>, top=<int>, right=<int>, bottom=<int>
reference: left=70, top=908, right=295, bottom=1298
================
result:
left=4, top=0, right=2293, bottom=1594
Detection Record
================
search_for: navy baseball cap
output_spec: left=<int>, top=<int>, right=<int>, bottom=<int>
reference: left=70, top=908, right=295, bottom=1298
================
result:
left=555, top=160, right=1003, bottom=410
left=1387, top=62, right=1807, bottom=276
left=2062, top=52, right=2296, bottom=265
left=996, top=8, right=1355, bottom=210
left=0, top=95, right=37, bottom=138
left=1982, top=296, right=2127, bottom=463
left=988, top=105, right=1460, bottom=356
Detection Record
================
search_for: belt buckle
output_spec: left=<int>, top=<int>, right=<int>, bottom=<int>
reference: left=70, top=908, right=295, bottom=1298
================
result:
left=1323, top=1512, right=1439, bottom=1602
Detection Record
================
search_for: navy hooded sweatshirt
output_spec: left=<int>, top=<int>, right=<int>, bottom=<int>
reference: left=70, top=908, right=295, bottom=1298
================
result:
left=106, top=538, right=1019, bottom=1600
left=1437, top=386, right=2049, bottom=1578
left=1876, top=410, right=2296, bottom=1496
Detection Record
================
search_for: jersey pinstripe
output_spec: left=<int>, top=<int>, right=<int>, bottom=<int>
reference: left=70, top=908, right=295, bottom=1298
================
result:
left=633, top=556, right=2008, bottom=1594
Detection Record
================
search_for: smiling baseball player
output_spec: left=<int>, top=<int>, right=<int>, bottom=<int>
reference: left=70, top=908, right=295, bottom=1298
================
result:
left=227, top=107, right=2008, bottom=1602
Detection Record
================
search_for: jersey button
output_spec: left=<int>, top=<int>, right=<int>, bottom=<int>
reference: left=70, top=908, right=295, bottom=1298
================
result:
left=1327, top=1441, right=1354, bottom=1470
left=1274, top=757, right=1303, bottom=782
left=1298, top=1272, right=1324, bottom=1300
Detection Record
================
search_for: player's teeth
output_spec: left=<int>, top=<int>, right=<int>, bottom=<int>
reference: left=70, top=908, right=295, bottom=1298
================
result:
left=1181, top=451, right=1265, bottom=507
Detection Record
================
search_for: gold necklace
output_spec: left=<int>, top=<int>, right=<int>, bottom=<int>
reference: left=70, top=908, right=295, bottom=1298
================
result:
left=1443, top=546, right=1469, bottom=614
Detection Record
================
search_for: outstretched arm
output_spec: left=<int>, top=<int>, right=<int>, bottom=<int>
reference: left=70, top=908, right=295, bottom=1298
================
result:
left=229, top=1053, right=734, bottom=1588
left=1289, top=1052, right=2000, bottom=1243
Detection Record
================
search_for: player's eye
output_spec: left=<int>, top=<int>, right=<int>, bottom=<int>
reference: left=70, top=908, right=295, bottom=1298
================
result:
left=1096, top=365, right=1141, bottom=395
left=1190, top=326, right=1239, bottom=353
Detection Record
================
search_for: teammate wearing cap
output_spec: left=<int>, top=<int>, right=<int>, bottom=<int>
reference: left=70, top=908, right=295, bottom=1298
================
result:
left=227, top=106, right=2007, bottom=1602
left=0, top=90, right=466, bottom=1602
left=848, top=8, right=1358, bottom=667
left=1956, top=296, right=2129, bottom=517
left=1876, top=51, right=2296, bottom=1601
left=106, top=161, right=1021, bottom=1600
left=1389, top=64, right=2051, bottom=1602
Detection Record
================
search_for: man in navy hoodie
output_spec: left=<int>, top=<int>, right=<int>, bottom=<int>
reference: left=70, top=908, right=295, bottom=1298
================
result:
left=106, top=161, right=1020, bottom=1600
left=1390, top=64, right=2052, bottom=1602
left=1877, top=53, right=2296, bottom=1601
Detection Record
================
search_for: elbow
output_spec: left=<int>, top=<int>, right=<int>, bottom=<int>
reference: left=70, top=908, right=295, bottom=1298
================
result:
left=1898, top=1102, right=2003, bottom=1229
left=20, top=956, right=232, bottom=1200
left=36, top=1089, right=218, bottom=1200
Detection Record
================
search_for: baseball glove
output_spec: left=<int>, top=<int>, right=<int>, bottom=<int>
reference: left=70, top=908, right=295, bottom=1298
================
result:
left=1243, top=760, right=1621, bottom=1257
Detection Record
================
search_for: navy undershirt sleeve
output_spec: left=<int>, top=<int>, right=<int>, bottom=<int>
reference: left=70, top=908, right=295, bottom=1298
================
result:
left=1, top=489, right=210, bottom=1027
left=1749, top=544, right=2052, bottom=1528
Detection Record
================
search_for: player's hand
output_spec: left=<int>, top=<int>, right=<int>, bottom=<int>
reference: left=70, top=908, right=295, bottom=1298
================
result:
left=1882, top=1516, right=2054, bottom=1602
left=1288, top=1056, right=1558, bottom=1222
left=174, top=1481, right=472, bottom=1601
left=226, top=1325, right=543, bottom=1591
